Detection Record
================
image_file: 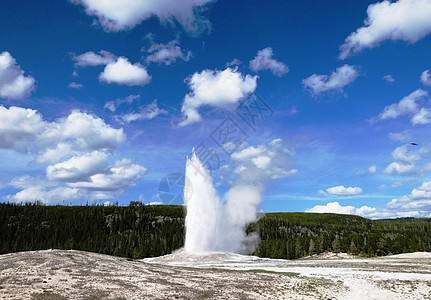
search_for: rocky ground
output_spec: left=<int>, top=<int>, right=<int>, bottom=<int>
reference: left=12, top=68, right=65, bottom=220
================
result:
left=0, top=249, right=430, bottom=299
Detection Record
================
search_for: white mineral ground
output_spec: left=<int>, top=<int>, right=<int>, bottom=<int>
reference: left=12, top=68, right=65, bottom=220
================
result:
left=1, top=249, right=431, bottom=299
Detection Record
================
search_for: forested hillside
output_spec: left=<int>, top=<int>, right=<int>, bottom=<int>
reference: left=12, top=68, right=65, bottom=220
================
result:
left=1, top=202, right=430, bottom=259
left=250, top=213, right=431, bottom=259
left=0, top=202, right=184, bottom=258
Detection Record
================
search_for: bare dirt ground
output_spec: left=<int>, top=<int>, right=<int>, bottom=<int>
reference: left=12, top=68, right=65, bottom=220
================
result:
left=0, top=249, right=430, bottom=299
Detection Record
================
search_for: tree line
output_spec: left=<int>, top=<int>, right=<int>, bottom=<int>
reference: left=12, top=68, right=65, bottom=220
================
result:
left=249, top=212, right=431, bottom=259
left=0, top=202, right=184, bottom=258
left=1, top=202, right=430, bottom=259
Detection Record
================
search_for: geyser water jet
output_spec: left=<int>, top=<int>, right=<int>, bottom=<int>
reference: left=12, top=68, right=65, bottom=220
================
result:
left=184, top=152, right=262, bottom=253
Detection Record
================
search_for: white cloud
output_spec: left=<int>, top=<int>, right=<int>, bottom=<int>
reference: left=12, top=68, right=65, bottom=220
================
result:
left=58, top=111, right=126, bottom=156
left=72, top=0, right=214, bottom=34
left=36, top=143, right=73, bottom=164
left=5, top=155, right=146, bottom=203
left=179, top=67, right=257, bottom=126
left=387, top=181, right=431, bottom=215
left=368, top=165, right=377, bottom=173
left=420, top=70, right=431, bottom=86
left=225, top=58, right=241, bottom=68
left=146, top=201, right=163, bottom=205
left=249, top=47, right=289, bottom=77
left=0, top=106, right=46, bottom=153
left=145, top=40, right=191, bottom=65
left=389, top=130, right=411, bottom=142
left=104, top=94, right=140, bottom=112
left=383, top=143, right=431, bottom=175
left=69, top=158, right=146, bottom=191
left=0, top=106, right=125, bottom=162
left=118, top=100, right=168, bottom=123
left=46, top=151, right=109, bottom=182
left=306, top=201, right=377, bottom=217
left=391, top=144, right=421, bottom=163
left=0, top=51, right=35, bottom=100
left=376, top=89, right=428, bottom=121
left=302, top=64, right=358, bottom=95
left=99, top=57, right=151, bottom=86
left=0, top=107, right=147, bottom=203
left=73, top=50, right=116, bottom=67
left=318, top=190, right=328, bottom=197
left=230, top=138, right=297, bottom=181
left=68, top=82, right=83, bottom=89
left=73, top=52, right=151, bottom=87
left=384, top=162, right=416, bottom=174
left=4, top=175, right=84, bottom=204
left=5, top=185, right=83, bottom=204
left=339, top=0, right=431, bottom=59
left=412, top=107, right=431, bottom=125
left=383, top=75, right=395, bottom=83
left=326, top=185, right=363, bottom=196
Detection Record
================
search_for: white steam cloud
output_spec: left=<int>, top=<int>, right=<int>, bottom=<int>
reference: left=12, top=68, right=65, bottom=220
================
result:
left=183, top=152, right=261, bottom=254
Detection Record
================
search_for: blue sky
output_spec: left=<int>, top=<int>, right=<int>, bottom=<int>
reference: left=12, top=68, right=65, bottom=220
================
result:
left=1, top=0, right=431, bottom=218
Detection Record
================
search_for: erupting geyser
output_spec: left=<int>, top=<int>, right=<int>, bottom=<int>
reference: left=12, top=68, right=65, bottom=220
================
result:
left=183, top=152, right=262, bottom=253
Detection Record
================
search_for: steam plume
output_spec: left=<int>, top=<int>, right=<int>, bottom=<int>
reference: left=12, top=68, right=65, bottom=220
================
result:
left=184, top=152, right=261, bottom=253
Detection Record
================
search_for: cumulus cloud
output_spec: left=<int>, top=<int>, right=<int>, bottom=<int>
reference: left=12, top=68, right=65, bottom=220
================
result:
left=302, top=64, right=358, bottom=95
left=46, top=151, right=109, bottom=182
left=179, top=67, right=257, bottom=126
left=383, top=75, right=395, bottom=83
left=230, top=139, right=297, bottom=182
left=326, top=185, right=363, bottom=196
left=420, top=70, right=431, bottom=86
left=368, top=165, right=377, bottom=173
left=104, top=94, right=140, bottom=112
left=99, top=57, right=151, bottom=86
left=383, top=143, right=431, bottom=175
left=375, top=89, right=429, bottom=122
left=384, top=162, right=416, bottom=174
left=0, top=106, right=46, bottom=153
left=0, top=106, right=125, bottom=162
left=6, top=156, right=146, bottom=203
left=387, top=181, right=431, bottom=215
left=56, top=111, right=126, bottom=156
left=306, top=202, right=377, bottom=217
left=73, top=51, right=151, bottom=86
left=249, top=47, right=289, bottom=77
left=5, top=184, right=83, bottom=204
left=145, top=40, right=192, bottom=65
left=391, top=144, right=421, bottom=163
left=339, top=0, right=431, bottom=59
left=69, top=158, right=146, bottom=191
left=72, top=0, right=215, bottom=34
left=118, top=100, right=168, bottom=123
left=73, top=50, right=116, bottom=67
left=411, top=107, right=431, bottom=125
left=1, top=107, right=147, bottom=203
left=0, top=51, right=35, bottom=100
